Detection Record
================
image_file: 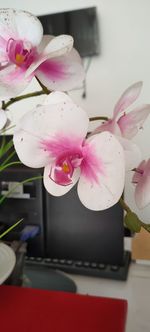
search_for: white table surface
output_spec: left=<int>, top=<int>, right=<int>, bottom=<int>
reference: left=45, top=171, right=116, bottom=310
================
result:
left=68, top=262, right=150, bottom=332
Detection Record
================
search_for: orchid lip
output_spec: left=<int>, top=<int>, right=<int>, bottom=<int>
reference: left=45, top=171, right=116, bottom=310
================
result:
left=49, top=170, right=73, bottom=187
left=6, top=38, right=37, bottom=69
left=49, top=153, right=83, bottom=186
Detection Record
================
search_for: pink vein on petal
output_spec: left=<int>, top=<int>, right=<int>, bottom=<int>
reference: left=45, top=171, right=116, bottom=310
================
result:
left=81, top=142, right=105, bottom=184
left=40, top=135, right=104, bottom=185
left=37, top=59, right=68, bottom=80
left=40, top=135, right=83, bottom=158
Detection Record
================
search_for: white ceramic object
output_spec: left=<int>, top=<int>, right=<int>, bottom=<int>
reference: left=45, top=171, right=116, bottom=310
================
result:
left=0, top=242, right=16, bottom=284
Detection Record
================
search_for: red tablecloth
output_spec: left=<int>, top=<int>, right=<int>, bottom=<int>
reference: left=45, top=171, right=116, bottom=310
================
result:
left=0, top=285, right=127, bottom=332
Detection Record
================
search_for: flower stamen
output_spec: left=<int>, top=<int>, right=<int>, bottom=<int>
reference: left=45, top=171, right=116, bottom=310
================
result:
left=15, top=53, right=25, bottom=65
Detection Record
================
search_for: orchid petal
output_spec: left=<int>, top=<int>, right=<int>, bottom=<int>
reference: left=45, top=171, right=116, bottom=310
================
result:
left=0, top=8, right=17, bottom=40
left=0, top=64, right=32, bottom=99
left=43, top=90, right=74, bottom=105
left=14, top=10, right=43, bottom=46
left=43, top=165, right=80, bottom=196
left=77, top=132, right=125, bottom=211
left=118, top=104, right=150, bottom=139
left=132, top=160, right=146, bottom=183
left=13, top=129, right=52, bottom=168
left=16, top=91, right=88, bottom=138
left=42, top=35, right=73, bottom=58
left=116, top=136, right=141, bottom=170
left=25, top=35, right=74, bottom=78
left=91, top=119, right=121, bottom=136
left=37, top=35, right=53, bottom=53
left=0, top=9, right=43, bottom=46
left=13, top=91, right=89, bottom=168
left=135, top=165, right=150, bottom=209
left=35, top=48, right=85, bottom=91
left=0, top=36, right=7, bottom=62
left=113, top=81, right=143, bottom=118
left=25, top=35, right=53, bottom=75
left=0, top=109, right=7, bottom=130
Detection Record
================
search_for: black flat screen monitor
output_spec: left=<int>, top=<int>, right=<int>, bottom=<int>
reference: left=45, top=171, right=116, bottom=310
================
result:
left=38, top=7, right=100, bottom=57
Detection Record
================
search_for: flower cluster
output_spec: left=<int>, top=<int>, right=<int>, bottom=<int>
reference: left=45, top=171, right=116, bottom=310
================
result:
left=0, top=8, right=150, bottom=232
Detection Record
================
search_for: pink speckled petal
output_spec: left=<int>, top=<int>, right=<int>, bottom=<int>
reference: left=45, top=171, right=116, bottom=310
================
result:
left=132, top=160, right=146, bottom=184
left=118, top=104, right=150, bottom=139
left=0, top=9, right=43, bottom=45
left=25, top=35, right=73, bottom=78
left=0, top=8, right=18, bottom=40
left=114, top=82, right=143, bottom=118
left=77, top=131, right=125, bottom=211
left=92, top=119, right=121, bottom=136
left=116, top=136, right=141, bottom=170
left=42, top=34, right=73, bottom=58
left=0, top=64, right=32, bottom=99
left=135, top=162, right=150, bottom=209
left=36, top=48, right=85, bottom=91
left=13, top=91, right=89, bottom=168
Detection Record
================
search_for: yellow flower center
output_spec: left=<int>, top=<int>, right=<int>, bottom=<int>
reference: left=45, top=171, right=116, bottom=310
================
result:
left=62, top=162, right=70, bottom=173
left=15, top=53, right=25, bottom=65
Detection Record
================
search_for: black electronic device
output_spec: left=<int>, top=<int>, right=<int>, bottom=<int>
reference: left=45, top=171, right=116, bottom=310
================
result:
left=38, top=7, right=100, bottom=57
left=0, top=135, right=130, bottom=281
left=0, top=166, right=45, bottom=257
left=45, top=185, right=124, bottom=266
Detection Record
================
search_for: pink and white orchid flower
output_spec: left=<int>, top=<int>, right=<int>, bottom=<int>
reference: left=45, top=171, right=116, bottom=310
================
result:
left=132, top=159, right=150, bottom=209
left=93, top=82, right=150, bottom=139
left=92, top=82, right=150, bottom=170
left=13, top=92, right=125, bottom=211
left=0, top=9, right=84, bottom=98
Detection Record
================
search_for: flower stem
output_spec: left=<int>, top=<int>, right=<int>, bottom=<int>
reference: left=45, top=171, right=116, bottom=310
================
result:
left=89, top=116, right=109, bottom=122
left=2, top=90, right=48, bottom=110
left=36, top=76, right=51, bottom=94
left=119, top=197, right=131, bottom=213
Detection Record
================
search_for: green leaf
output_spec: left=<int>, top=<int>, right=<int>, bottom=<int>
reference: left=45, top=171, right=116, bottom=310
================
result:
left=0, top=175, right=43, bottom=205
left=0, top=137, right=14, bottom=159
left=124, top=212, right=141, bottom=233
left=0, top=161, right=21, bottom=172
left=0, top=218, right=23, bottom=239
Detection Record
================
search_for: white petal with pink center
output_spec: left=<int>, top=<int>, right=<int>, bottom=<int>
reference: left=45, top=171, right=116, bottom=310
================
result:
left=25, top=35, right=74, bottom=77
left=78, top=132, right=125, bottom=211
left=92, top=82, right=150, bottom=142
left=35, top=48, right=85, bottom=91
left=13, top=92, right=89, bottom=168
left=13, top=92, right=125, bottom=211
left=0, top=9, right=84, bottom=97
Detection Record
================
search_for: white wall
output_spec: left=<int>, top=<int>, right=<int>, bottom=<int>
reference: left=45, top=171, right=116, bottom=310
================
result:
left=1, top=0, right=150, bottom=222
